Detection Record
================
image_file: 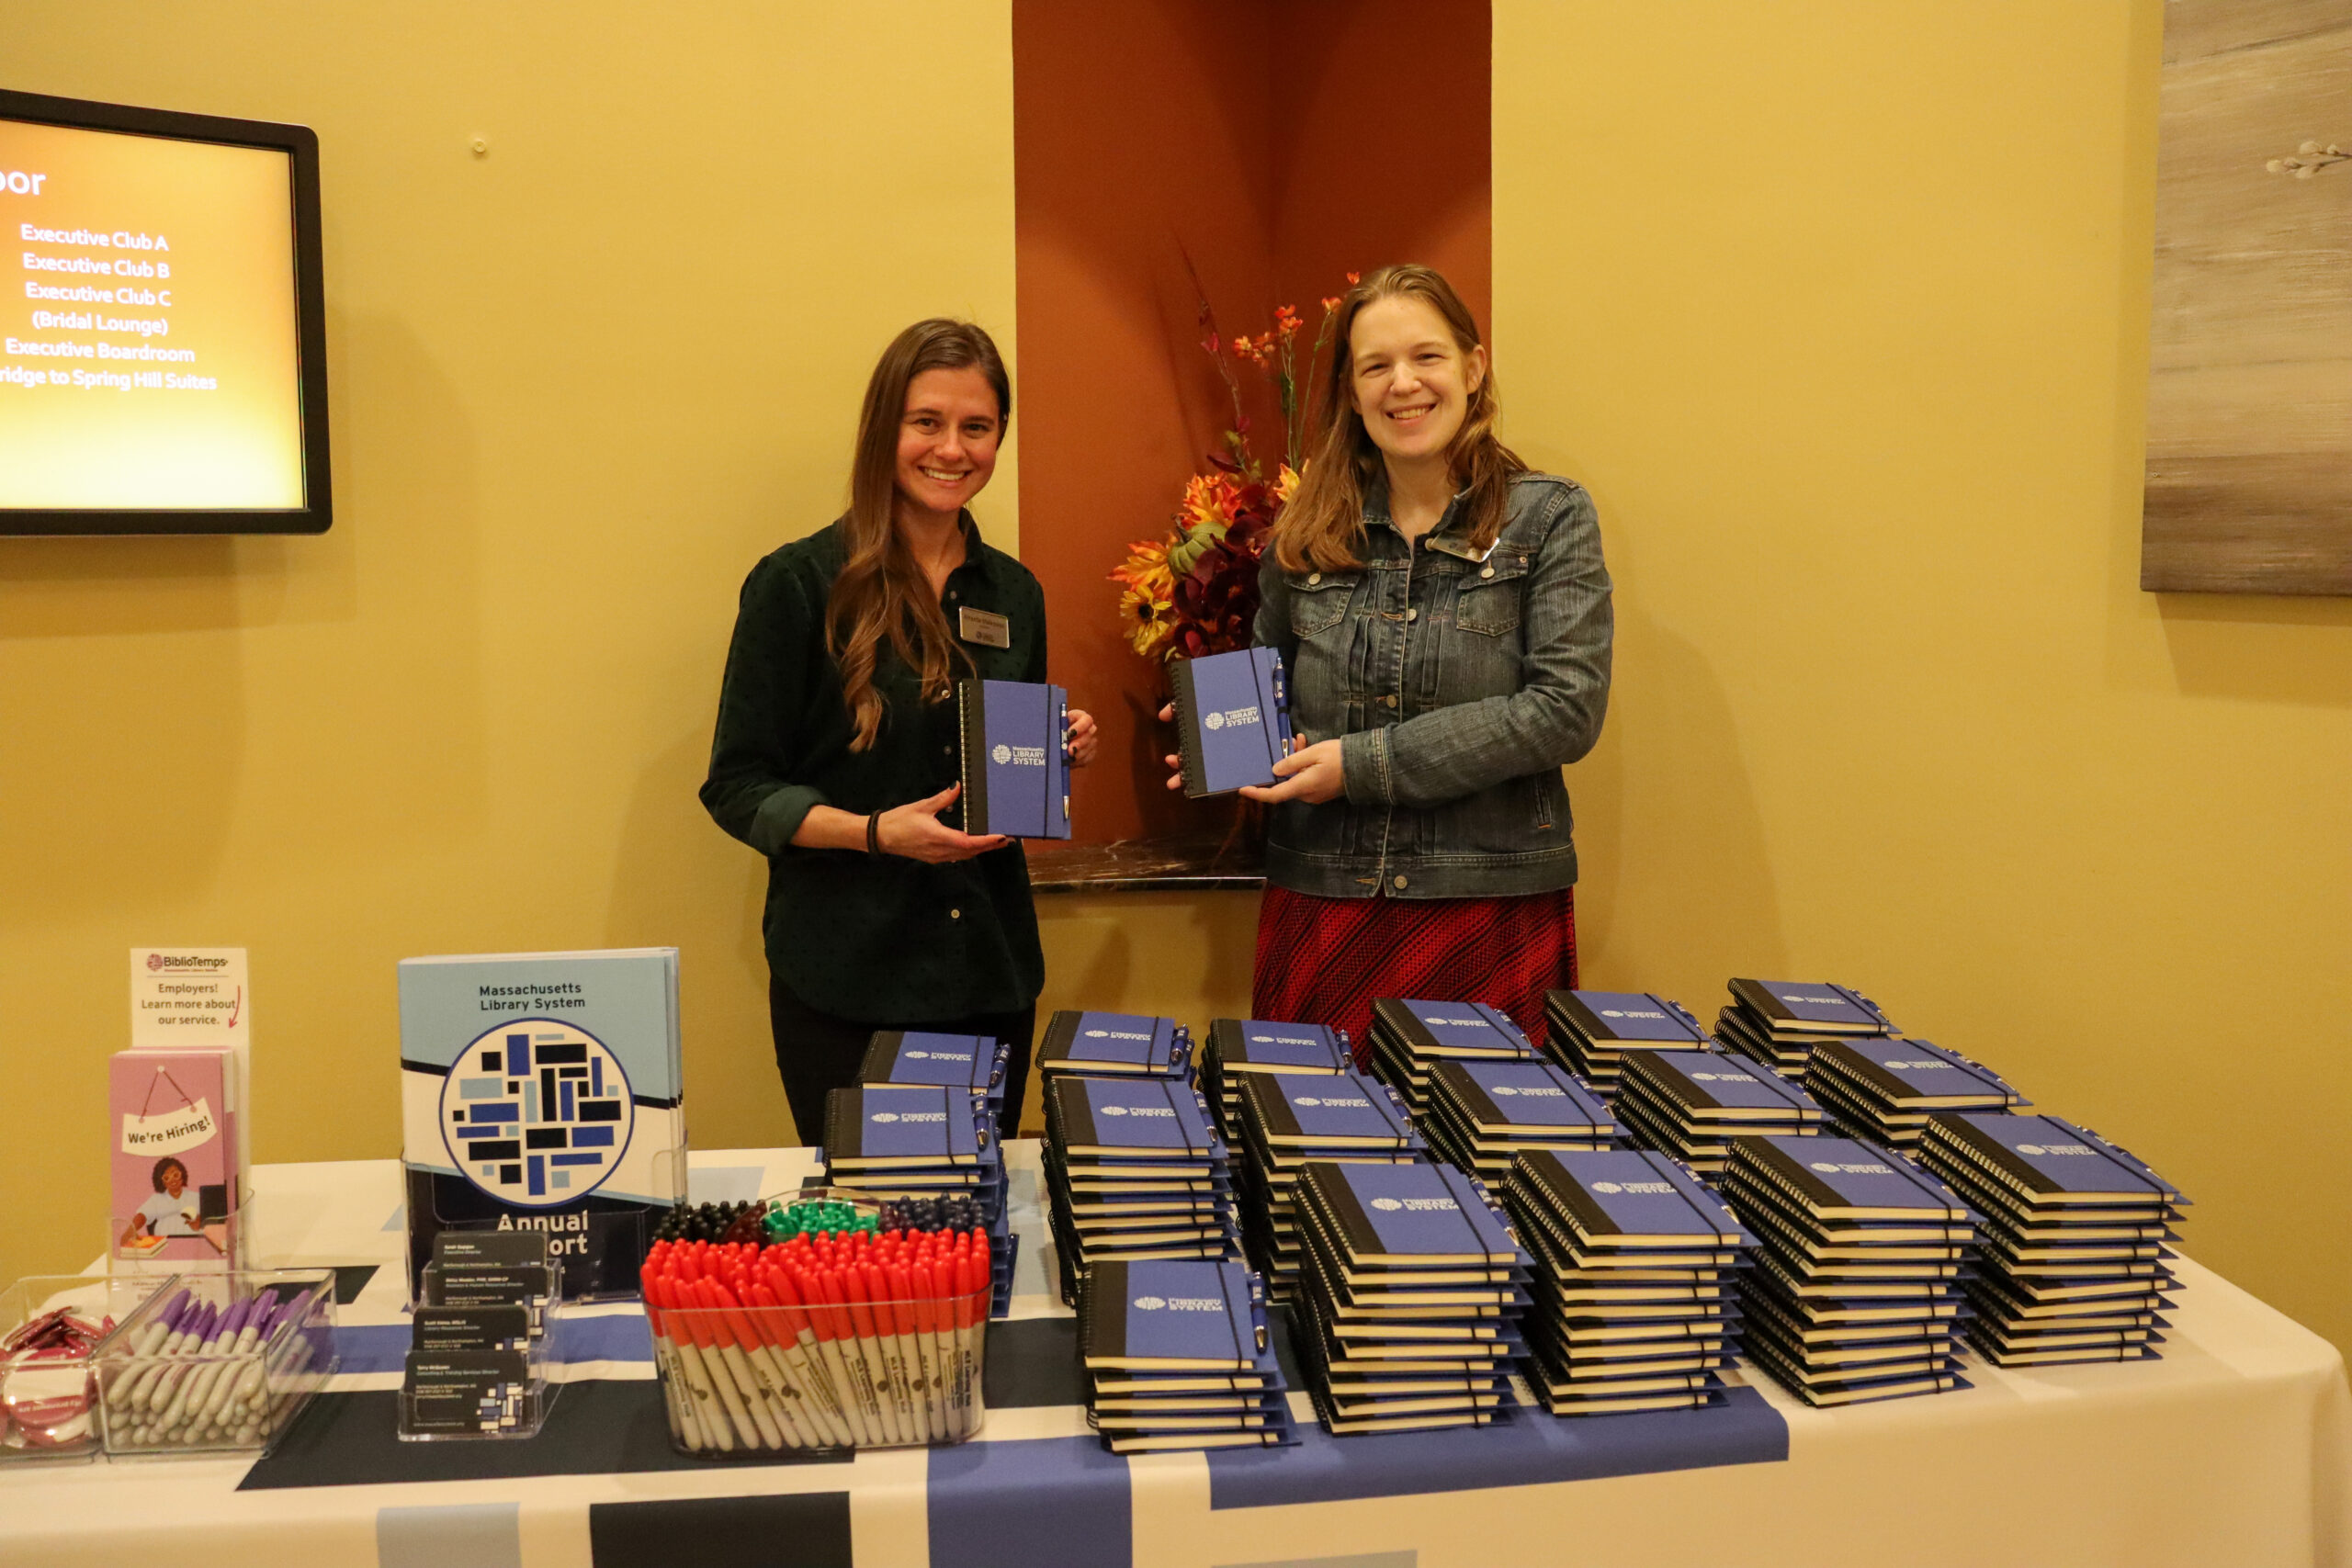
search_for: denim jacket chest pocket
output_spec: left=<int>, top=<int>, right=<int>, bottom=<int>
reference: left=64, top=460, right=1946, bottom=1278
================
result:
left=1285, top=570, right=1360, bottom=638
left=1451, top=548, right=1532, bottom=636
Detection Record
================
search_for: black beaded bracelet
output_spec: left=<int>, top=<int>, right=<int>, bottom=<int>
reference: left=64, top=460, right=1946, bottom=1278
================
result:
left=866, top=811, right=882, bottom=857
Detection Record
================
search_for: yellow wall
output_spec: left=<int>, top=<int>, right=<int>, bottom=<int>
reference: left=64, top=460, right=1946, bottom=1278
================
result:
left=1496, top=1, right=2352, bottom=1352
left=1, top=3, right=1018, bottom=1279
left=8, top=2, right=2346, bottom=1371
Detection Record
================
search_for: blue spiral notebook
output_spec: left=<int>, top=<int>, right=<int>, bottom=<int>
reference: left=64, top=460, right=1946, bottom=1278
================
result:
left=1170, top=647, right=1295, bottom=796
left=956, top=678, right=1070, bottom=839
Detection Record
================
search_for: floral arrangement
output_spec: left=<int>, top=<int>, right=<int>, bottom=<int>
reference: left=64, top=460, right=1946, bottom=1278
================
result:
left=1110, top=273, right=1354, bottom=662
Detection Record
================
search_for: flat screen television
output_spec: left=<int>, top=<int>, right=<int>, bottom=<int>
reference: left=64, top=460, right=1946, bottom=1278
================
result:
left=0, top=89, right=329, bottom=535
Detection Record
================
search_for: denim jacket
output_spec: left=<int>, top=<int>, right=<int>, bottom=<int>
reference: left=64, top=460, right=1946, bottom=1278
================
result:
left=1253, top=472, right=1612, bottom=898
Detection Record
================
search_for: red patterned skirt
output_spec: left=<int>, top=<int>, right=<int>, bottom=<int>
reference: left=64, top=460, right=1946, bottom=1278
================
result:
left=1252, top=885, right=1578, bottom=1070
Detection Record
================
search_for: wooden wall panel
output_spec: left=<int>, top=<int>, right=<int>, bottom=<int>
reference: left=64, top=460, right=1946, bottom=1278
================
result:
left=2143, top=0, right=2352, bottom=593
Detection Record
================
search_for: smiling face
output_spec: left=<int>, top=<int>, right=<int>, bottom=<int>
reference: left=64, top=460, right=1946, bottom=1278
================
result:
left=894, top=366, right=1003, bottom=523
left=159, top=1163, right=185, bottom=1197
left=1347, top=294, right=1487, bottom=468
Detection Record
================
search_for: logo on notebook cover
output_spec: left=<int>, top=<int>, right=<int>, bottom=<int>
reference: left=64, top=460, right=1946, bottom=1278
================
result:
left=1133, top=1295, right=1167, bottom=1310
left=1204, top=711, right=1225, bottom=730
left=871, top=1112, right=900, bottom=1123
left=1100, top=1104, right=1127, bottom=1116
left=1590, top=1181, right=1623, bottom=1194
left=439, top=1019, right=634, bottom=1210
left=991, top=743, right=1012, bottom=763
left=1370, top=1198, right=1403, bottom=1211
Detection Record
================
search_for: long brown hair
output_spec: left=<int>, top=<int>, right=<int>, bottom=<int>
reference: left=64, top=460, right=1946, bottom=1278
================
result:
left=828, top=319, right=1011, bottom=750
left=1274, top=265, right=1523, bottom=573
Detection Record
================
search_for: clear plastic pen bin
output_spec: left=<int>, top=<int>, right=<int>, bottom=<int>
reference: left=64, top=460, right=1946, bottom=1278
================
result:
left=0, top=1275, right=166, bottom=1464
left=647, top=1269, right=991, bottom=1458
left=96, top=1268, right=337, bottom=1457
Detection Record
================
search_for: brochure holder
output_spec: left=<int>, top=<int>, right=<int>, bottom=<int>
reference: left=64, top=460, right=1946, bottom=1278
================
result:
left=96, top=1268, right=336, bottom=1457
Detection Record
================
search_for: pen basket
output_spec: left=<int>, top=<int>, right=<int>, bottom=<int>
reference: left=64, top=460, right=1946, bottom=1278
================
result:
left=96, top=1268, right=337, bottom=1457
left=0, top=1275, right=171, bottom=1465
left=645, top=1231, right=993, bottom=1458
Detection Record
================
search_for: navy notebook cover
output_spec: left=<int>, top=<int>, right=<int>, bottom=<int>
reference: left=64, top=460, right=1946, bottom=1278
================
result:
left=1552, top=991, right=1710, bottom=1046
left=1053, top=1077, right=1219, bottom=1156
left=1210, top=1020, right=1351, bottom=1073
left=1042, top=1010, right=1188, bottom=1072
left=1307, top=1161, right=1521, bottom=1264
left=957, top=678, right=1070, bottom=840
left=1625, top=1052, right=1820, bottom=1115
left=823, top=1084, right=983, bottom=1166
left=857, top=1031, right=1005, bottom=1097
left=1441, top=1060, right=1614, bottom=1131
left=1381, top=999, right=1535, bottom=1055
left=1932, top=1114, right=2183, bottom=1203
left=1815, top=1037, right=2028, bottom=1106
left=1730, top=979, right=1889, bottom=1032
left=1082, top=1258, right=1263, bottom=1367
left=1171, top=647, right=1295, bottom=797
left=1245, top=1073, right=1416, bottom=1144
left=1519, top=1148, right=1751, bottom=1246
left=1735, top=1134, right=1972, bottom=1218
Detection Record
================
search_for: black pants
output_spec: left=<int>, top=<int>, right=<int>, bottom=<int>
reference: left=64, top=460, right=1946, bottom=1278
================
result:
left=767, top=973, right=1035, bottom=1152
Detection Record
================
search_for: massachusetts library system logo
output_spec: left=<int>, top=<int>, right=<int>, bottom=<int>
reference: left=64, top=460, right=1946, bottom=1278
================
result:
left=1133, top=1295, right=1167, bottom=1310
left=991, top=743, right=1012, bottom=764
left=438, top=1019, right=633, bottom=1209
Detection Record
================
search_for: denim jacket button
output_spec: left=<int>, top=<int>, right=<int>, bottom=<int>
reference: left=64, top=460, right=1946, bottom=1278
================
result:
left=1392, top=874, right=1408, bottom=890
left=1406, top=607, right=1419, bottom=622
left=1479, top=564, right=1495, bottom=579
left=1384, top=694, right=1398, bottom=708
left=1308, top=571, right=1322, bottom=585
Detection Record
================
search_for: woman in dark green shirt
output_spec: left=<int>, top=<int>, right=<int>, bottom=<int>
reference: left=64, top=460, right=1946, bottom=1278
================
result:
left=701, top=320, right=1094, bottom=1145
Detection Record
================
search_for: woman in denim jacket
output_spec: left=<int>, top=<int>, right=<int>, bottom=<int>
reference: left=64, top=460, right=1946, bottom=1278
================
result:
left=1174, top=265, right=1611, bottom=1063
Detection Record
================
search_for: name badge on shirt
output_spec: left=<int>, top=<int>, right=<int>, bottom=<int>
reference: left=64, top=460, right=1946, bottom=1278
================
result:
left=958, top=607, right=1012, bottom=649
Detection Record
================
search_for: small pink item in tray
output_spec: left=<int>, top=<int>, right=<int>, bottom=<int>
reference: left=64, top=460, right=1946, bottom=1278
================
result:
left=0, top=1310, right=107, bottom=1450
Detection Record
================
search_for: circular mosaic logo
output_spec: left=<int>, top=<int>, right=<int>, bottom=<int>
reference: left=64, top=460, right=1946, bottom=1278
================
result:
left=872, top=1112, right=900, bottom=1123
left=990, top=743, right=1012, bottom=765
left=1133, top=1295, right=1167, bottom=1311
left=1204, top=711, right=1226, bottom=730
left=1100, top=1104, right=1128, bottom=1117
left=1370, top=1197, right=1404, bottom=1212
left=438, top=1018, right=634, bottom=1210
left=1591, top=1181, right=1623, bottom=1194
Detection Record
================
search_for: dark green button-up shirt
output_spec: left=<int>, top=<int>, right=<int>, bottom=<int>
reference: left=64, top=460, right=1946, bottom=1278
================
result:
left=700, top=514, right=1046, bottom=1023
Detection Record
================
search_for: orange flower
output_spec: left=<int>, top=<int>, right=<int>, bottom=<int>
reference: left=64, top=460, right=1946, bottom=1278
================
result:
left=1345, top=271, right=1361, bottom=287
left=1274, top=304, right=1302, bottom=341
left=1274, top=463, right=1303, bottom=504
left=1320, top=295, right=1342, bottom=313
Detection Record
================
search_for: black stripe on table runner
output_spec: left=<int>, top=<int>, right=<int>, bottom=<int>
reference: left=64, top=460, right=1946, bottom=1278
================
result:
left=589, top=1493, right=852, bottom=1568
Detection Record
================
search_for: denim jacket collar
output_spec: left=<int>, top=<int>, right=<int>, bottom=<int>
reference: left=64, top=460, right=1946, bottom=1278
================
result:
left=1361, top=470, right=1490, bottom=561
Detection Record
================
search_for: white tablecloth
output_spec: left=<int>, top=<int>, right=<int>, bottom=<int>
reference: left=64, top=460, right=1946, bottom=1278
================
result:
left=4, top=1146, right=2345, bottom=1568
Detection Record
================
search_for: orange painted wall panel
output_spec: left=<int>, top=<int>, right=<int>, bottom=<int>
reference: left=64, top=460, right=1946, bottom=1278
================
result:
left=1014, top=0, right=1489, bottom=841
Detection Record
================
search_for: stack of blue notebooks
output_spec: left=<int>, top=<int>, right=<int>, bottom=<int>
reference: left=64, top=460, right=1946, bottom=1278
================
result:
left=1724, top=1134, right=1977, bottom=1405
left=1614, top=1048, right=1826, bottom=1176
left=1043, top=1075, right=1241, bottom=1305
left=1714, top=978, right=1895, bottom=1084
left=1504, top=1147, right=1754, bottom=1415
left=1807, top=1037, right=2030, bottom=1152
left=822, top=1082, right=1013, bottom=1311
left=1542, top=989, right=1712, bottom=1100
left=1036, top=1010, right=1193, bottom=1084
left=1232, top=1071, right=1424, bottom=1301
left=1200, top=1019, right=1352, bottom=1145
left=1367, top=998, right=1539, bottom=1120
left=856, top=1031, right=1012, bottom=1130
left=1078, top=1258, right=1295, bottom=1452
left=1291, top=1159, right=1532, bottom=1434
left=1420, top=1060, right=1621, bottom=1180
left=1917, top=1112, right=2185, bottom=1367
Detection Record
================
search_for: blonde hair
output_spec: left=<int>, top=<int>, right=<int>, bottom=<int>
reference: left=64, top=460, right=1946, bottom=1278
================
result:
left=827, top=319, right=1010, bottom=750
left=1274, top=265, right=1523, bottom=573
